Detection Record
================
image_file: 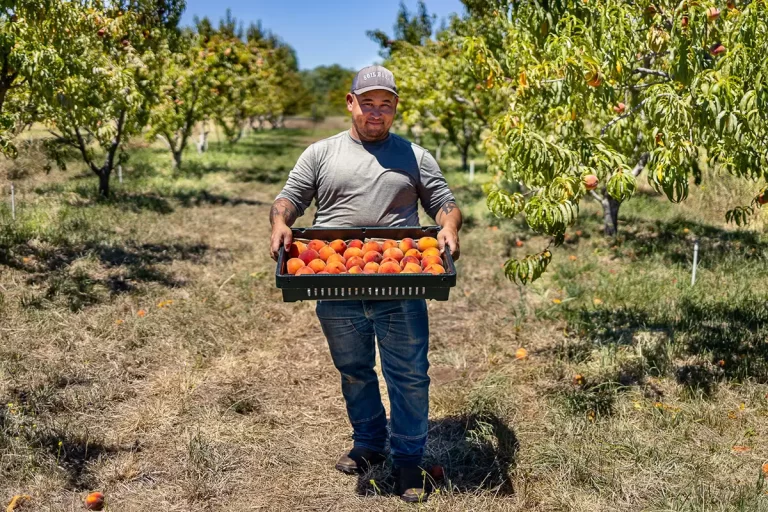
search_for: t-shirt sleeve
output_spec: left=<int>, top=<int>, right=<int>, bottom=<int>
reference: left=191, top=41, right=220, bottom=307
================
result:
left=275, top=145, right=317, bottom=217
left=417, top=150, right=456, bottom=221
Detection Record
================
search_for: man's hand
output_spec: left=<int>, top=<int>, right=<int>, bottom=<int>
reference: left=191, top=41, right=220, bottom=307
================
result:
left=437, top=226, right=460, bottom=261
left=435, top=201, right=462, bottom=262
left=269, top=199, right=299, bottom=261
left=270, top=224, right=293, bottom=261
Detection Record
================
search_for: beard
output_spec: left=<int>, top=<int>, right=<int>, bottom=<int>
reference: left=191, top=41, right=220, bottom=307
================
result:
left=354, top=116, right=390, bottom=142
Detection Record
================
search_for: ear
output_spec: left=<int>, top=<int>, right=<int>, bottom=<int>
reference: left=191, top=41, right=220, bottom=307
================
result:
left=346, top=93, right=355, bottom=112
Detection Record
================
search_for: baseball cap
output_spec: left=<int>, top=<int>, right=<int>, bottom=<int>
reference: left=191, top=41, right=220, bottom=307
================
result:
left=350, top=65, right=398, bottom=97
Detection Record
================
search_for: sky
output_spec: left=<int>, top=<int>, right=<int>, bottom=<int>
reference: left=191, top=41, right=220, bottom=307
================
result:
left=179, top=0, right=466, bottom=71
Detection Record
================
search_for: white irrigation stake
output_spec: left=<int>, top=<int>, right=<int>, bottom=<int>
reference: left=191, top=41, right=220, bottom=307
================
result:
left=118, top=164, right=123, bottom=184
left=469, top=160, right=475, bottom=183
left=691, top=240, right=699, bottom=286
left=10, top=183, right=15, bottom=220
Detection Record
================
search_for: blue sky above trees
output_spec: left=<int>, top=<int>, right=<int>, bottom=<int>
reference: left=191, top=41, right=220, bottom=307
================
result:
left=180, top=0, right=465, bottom=71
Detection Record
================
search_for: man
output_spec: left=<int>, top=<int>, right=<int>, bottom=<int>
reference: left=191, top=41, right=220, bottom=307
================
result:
left=269, top=65, right=462, bottom=503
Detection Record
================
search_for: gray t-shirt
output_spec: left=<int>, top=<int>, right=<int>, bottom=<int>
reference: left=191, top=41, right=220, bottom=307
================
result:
left=275, top=131, right=456, bottom=227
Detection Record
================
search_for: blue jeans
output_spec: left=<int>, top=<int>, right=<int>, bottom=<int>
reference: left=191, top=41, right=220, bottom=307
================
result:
left=316, top=299, right=430, bottom=469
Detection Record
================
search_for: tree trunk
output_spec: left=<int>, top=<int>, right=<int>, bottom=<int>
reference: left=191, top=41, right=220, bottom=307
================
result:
left=460, top=143, right=470, bottom=171
left=197, top=121, right=209, bottom=153
left=172, top=149, right=183, bottom=169
left=601, top=195, right=620, bottom=237
left=98, top=168, right=111, bottom=198
left=435, top=140, right=445, bottom=162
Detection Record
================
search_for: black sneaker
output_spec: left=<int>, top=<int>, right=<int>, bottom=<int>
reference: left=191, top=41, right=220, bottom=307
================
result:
left=335, top=447, right=387, bottom=474
left=394, top=466, right=429, bottom=503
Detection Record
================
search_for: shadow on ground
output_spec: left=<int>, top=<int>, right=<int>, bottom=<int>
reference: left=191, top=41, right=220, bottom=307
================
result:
left=563, top=293, right=768, bottom=391
left=355, top=413, right=518, bottom=498
left=1, top=236, right=228, bottom=310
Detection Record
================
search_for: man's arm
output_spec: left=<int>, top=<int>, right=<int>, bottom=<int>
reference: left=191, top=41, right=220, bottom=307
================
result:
left=270, top=198, right=300, bottom=261
left=435, top=200, right=462, bottom=261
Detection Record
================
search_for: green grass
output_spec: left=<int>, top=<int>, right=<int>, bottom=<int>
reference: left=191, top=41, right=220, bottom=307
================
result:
left=1, top=124, right=767, bottom=511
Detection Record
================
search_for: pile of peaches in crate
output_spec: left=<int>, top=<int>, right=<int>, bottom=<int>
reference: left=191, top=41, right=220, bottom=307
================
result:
left=285, top=236, right=447, bottom=276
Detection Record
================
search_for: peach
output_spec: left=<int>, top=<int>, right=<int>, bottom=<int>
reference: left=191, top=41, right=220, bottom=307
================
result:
left=378, top=261, right=401, bottom=274
left=343, top=247, right=363, bottom=260
left=295, top=266, right=315, bottom=275
left=318, top=246, right=336, bottom=262
left=402, top=262, right=422, bottom=273
left=317, top=270, right=330, bottom=274
left=418, top=236, right=439, bottom=252
left=345, top=256, right=364, bottom=270
left=381, top=257, right=399, bottom=266
left=382, top=247, right=404, bottom=262
left=583, top=174, right=599, bottom=190
left=421, top=247, right=440, bottom=259
left=362, top=241, right=382, bottom=254
left=289, top=241, right=307, bottom=258
left=424, top=264, right=445, bottom=274
left=85, top=492, right=105, bottom=511
left=287, top=258, right=304, bottom=275
left=421, top=255, right=442, bottom=269
left=299, top=249, right=320, bottom=266
left=347, top=239, right=364, bottom=249
left=329, top=239, right=347, bottom=253
left=308, top=259, right=326, bottom=273
left=400, top=255, right=420, bottom=268
left=325, top=261, right=347, bottom=274
left=327, top=253, right=346, bottom=266
left=363, top=251, right=382, bottom=264
left=399, top=237, right=416, bottom=253
left=348, top=265, right=363, bottom=274
left=363, top=262, right=380, bottom=274
left=382, top=239, right=398, bottom=251
left=307, top=239, right=326, bottom=252
left=404, top=248, right=422, bottom=260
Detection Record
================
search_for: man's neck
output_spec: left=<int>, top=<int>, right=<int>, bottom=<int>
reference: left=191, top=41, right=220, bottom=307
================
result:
left=349, top=126, right=389, bottom=143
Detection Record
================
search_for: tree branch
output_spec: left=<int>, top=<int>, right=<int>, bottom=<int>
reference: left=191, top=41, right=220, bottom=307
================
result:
left=590, top=189, right=605, bottom=202
left=632, top=152, right=650, bottom=177
left=74, top=126, right=100, bottom=175
left=600, top=98, right=649, bottom=137
left=632, top=67, right=671, bottom=80
left=452, top=94, right=486, bottom=123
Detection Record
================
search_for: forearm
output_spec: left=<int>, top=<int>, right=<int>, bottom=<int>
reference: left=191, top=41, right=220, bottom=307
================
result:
left=270, top=198, right=299, bottom=227
left=435, top=201, right=462, bottom=231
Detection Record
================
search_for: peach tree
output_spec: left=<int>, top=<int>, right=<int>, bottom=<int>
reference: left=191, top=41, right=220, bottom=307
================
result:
left=461, top=0, right=768, bottom=283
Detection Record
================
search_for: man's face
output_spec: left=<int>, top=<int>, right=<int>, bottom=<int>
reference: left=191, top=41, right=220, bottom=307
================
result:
left=347, top=89, right=398, bottom=141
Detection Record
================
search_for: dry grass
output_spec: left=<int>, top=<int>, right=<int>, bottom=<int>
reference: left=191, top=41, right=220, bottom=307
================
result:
left=1, top=126, right=767, bottom=511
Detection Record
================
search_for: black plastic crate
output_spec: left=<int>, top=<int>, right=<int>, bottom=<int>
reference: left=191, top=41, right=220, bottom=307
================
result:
left=275, top=226, right=457, bottom=302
